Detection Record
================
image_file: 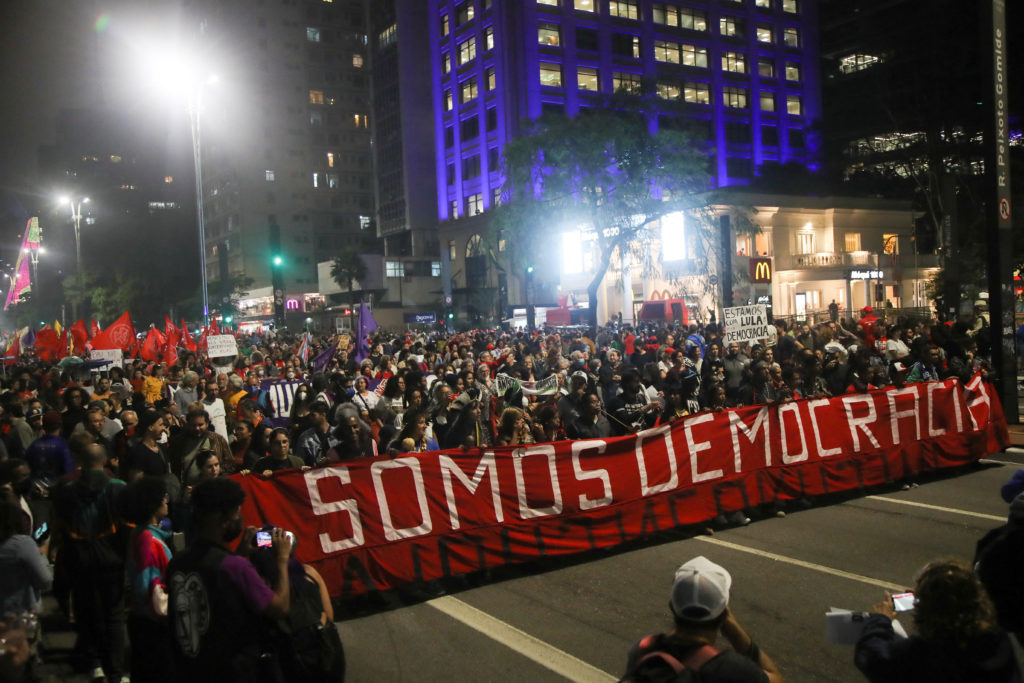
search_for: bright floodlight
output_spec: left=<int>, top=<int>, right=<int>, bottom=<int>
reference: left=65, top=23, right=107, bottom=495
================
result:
left=661, top=212, right=686, bottom=262
left=561, top=231, right=583, bottom=275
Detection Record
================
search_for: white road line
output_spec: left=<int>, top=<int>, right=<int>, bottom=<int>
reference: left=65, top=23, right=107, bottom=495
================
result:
left=984, top=458, right=1024, bottom=466
left=865, top=495, right=1006, bottom=522
left=427, top=595, right=617, bottom=682
left=694, top=536, right=904, bottom=591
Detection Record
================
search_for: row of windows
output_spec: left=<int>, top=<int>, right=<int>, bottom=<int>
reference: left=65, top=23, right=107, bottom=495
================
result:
left=440, top=0, right=494, bottom=36
left=537, top=63, right=803, bottom=113
left=449, top=189, right=503, bottom=220
left=444, top=108, right=500, bottom=148
left=538, top=0, right=799, bottom=16
left=539, top=21, right=800, bottom=54
left=443, top=68, right=498, bottom=110
left=384, top=261, right=443, bottom=278
left=652, top=41, right=800, bottom=79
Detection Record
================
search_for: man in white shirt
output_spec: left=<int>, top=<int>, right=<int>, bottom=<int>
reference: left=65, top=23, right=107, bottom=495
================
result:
left=200, top=376, right=229, bottom=439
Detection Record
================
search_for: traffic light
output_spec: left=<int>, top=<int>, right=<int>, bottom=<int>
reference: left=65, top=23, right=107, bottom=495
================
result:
left=272, top=254, right=283, bottom=267
left=224, top=315, right=233, bottom=324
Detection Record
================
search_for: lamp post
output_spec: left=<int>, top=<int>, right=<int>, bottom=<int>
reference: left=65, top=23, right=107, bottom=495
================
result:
left=188, top=86, right=210, bottom=328
left=59, top=195, right=89, bottom=320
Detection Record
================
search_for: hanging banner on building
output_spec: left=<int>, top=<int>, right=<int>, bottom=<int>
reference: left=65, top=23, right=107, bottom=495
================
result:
left=723, top=304, right=773, bottom=344
left=236, top=377, right=1007, bottom=599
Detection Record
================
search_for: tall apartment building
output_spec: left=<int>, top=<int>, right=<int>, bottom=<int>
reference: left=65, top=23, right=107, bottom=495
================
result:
left=189, top=0, right=376, bottom=320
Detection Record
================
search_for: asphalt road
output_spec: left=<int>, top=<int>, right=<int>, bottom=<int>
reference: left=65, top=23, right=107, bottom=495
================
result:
left=335, top=451, right=1024, bottom=682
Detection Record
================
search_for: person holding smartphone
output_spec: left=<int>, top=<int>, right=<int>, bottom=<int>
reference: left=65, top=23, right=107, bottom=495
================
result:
left=855, top=559, right=1021, bottom=682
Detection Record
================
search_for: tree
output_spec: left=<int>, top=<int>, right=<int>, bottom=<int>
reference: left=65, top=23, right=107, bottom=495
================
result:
left=495, top=102, right=712, bottom=328
left=330, top=248, right=368, bottom=322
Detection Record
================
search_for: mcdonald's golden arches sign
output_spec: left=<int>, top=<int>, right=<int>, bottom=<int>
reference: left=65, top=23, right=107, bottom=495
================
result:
left=750, top=257, right=772, bottom=283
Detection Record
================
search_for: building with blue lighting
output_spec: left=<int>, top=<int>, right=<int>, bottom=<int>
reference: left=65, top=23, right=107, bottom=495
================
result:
left=373, top=0, right=824, bottom=324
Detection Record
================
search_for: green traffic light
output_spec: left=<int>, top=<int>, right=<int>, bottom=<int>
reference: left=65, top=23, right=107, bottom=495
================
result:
left=272, top=255, right=283, bottom=266
left=526, top=266, right=534, bottom=274
left=224, top=316, right=233, bottom=324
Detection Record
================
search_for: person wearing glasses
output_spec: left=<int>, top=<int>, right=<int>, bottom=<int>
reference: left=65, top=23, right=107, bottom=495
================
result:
left=248, top=429, right=305, bottom=476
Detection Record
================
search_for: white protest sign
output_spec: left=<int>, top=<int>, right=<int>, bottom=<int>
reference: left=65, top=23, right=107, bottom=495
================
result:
left=723, top=305, right=773, bottom=345
left=207, top=334, right=238, bottom=359
left=92, top=348, right=123, bottom=368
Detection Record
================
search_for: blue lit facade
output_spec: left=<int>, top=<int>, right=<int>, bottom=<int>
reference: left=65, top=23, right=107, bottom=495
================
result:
left=428, top=0, right=822, bottom=223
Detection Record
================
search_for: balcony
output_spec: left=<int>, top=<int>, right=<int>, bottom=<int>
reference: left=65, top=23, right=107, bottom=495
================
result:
left=787, top=251, right=940, bottom=271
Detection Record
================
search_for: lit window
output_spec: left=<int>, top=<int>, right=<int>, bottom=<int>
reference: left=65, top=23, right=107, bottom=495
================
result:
left=845, top=233, right=862, bottom=252
left=722, top=51, right=746, bottom=73
left=164, top=175, right=173, bottom=183
left=465, top=193, right=483, bottom=216
left=307, top=27, right=321, bottom=42
left=353, top=113, right=369, bottom=128
left=450, top=200, right=458, bottom=218
left=309, top=90, right=325, bottom=104
left=683, top=44, right=708, bottom=68
left=574, top=0, right=595, bottom=11
left=720, top=16, right=742, bottom=38
left=312, top=172, right=321, bottom=188
left=493, top=188, right=503, bottom=206
left=839, top=54, right=884, bottom=74
left=678, top=8, right=707, bottom=31
left=782, top=0, right=798, bottom=13
left=755, top=0, right=772, bottom=7
left=883, top=234, right=899, bottom=254
left=613, top=71, right=642, bottom=95
left=360, top=215, right=372, bottom=230
left=756, top=25, right=774, bottom=43
left=759, top=92, right=775, bottom=112
left=796, top=231, right=815, bottom=254
left=455, top=2, right=474, bottom=25
left=758, top=58, right=775, bottom=78
left=449, top=240, right=457, bottom=259
left=661, top=212, right=686, bottom=261
left=538, top=22, right=561, bottom=46
left=265, top=170, right=275, bottom=182
left=538, top=0, right=560, bottom=5
left=460, top=77, right=478, bottom=103
left=609, top=1, right=639, bottom=19
left=110, top=155, right=122, bottom=163
left=539, top=62, right=563, bottom=87
left=326, top=152, right=335, bottom=168
left=440, top=14, right=449, bottom=36
left=652, top=4, right=677, bottom=26
left=485, top=26, right=494, bottom=50
left=352, top=54, right=364, bottom=68
left=486, top=67, right=496, bottom=90
left=785, top=62, right=800, bottom=81
left=784, top=28, right=800, bottom=48
left=657, top=80, right=681, bottom=100
left=684, top=81, right=710, bottom=104
left=577, top=66, right=599, bottom=91
left=379, top=25, right=397, bottom=47
left=654, top=40, right=680, bottom=64
left=458, top=36, right=476, bottom=64
left=722, top=86, right=748, bottom=108
left=432, top=261, right=442, bottom=277
left=786, top=93, right=802, bottom=115
left=445, top=90, right=454, bottom=111
left=327, top=173, right=339, bottom=189
left=385, top=261, right=405, bottom=277
left=442, top=53, right=451, bottom=73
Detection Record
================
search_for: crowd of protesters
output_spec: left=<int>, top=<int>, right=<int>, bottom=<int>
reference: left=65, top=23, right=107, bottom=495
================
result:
left=0, top=303, right=1005, bottom=681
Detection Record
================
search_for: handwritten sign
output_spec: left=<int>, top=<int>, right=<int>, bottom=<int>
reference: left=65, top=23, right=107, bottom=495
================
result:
left=723, top=305, right=773, bottom=345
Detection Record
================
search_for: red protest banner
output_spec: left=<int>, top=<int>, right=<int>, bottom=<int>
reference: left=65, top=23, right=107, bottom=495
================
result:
left=237, top=378, right=1007, bottom=599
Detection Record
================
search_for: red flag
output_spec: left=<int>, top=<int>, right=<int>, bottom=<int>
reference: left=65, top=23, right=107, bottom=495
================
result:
left=90, top=319, right=100, bottom=337
left=164, top=317, right=181, bottom=346
left=197, top=327, right=209, bottom=351
left=90, top=311, right=136, bottom=351
left=70, top=319, right=89, bottom=354
left=182, top=319, right=197, bottom=352
left=34, top=329, right=61, bottom=362
left=209, top=318, right=220, bottom=335
left=164, top=340, right=178, bottom=366
left=57, top=330, right=69, bottom=360
left=3, top=335, right=19, bottom=366
left=141, top=328, right=166, bottom=362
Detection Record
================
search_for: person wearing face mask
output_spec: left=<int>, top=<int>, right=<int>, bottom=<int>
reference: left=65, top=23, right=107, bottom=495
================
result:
left=167, top=477, right=292, bottom=682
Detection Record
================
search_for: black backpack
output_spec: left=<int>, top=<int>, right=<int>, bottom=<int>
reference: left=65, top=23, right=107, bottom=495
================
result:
left=281, top=573, right=346, bottom=682
left=620, top=634, right=719, bottom=683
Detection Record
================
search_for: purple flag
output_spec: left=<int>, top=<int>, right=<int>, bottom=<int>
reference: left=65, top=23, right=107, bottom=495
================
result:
left=312, top=338, right=339, bottom=374
left=354, top=300, right=378, bottom=364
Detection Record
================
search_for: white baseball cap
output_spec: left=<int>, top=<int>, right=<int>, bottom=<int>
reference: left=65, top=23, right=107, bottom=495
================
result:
left=670, top=556, right=732, bottom=623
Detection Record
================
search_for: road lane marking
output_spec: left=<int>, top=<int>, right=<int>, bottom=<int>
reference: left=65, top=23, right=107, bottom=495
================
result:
left=694, top=536, right=904, bottom=590
left=427, top=595, right=617, bottom=682
left=865, top=496, right=1006, bottom=522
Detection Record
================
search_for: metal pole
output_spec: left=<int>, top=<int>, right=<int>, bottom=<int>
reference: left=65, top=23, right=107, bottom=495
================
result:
left=72, top=203, right=81, bottom=321
left=190, top=90, right=210, bottom=327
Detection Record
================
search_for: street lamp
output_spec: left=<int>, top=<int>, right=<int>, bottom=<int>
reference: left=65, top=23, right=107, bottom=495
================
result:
left=59, top=195, right=90, bottom=276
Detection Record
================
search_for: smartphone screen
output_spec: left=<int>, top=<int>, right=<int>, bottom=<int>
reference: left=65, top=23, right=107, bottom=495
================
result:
left=33, top=522, right=48, bottom=541
left=891, top=592, right=915, bottom=612
left=256, top=531, right=273, bottom=548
